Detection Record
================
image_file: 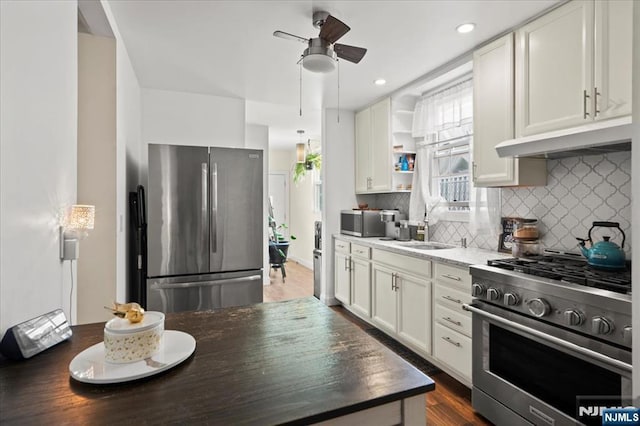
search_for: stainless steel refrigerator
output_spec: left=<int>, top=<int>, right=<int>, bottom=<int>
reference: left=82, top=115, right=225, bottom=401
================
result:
left=144, top=144, right=263, bottom=313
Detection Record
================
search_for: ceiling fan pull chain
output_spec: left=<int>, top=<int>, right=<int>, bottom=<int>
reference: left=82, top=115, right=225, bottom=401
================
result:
left=337, top=59, right=340, bottom=123
left=299, top=60, right=303, bottom=117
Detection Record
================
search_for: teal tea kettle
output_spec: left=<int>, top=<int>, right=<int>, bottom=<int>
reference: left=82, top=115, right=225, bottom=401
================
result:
left=576, top=221, right=626, bottom=269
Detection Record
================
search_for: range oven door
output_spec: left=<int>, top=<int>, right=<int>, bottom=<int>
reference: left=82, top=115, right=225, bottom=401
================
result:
left=465, top=302, right=632, bottom=426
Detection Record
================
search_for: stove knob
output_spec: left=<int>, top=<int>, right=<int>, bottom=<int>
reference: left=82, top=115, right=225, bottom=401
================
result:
left=623, top=326, right=632, bottom=346
left=527, top=298, right=551, bottom=317
left=503, top=293, right=520, bottom=306
left=471, top=283, right=486, bottom=297
left=487, top=288, right=502, bottom=302
left=591, top=317, right=614, bottom=335
left=563, top=309, right=585, bottom=326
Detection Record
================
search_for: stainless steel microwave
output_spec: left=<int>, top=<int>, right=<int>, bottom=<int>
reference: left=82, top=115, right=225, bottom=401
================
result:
left=340, top=210, right=385, bottom=237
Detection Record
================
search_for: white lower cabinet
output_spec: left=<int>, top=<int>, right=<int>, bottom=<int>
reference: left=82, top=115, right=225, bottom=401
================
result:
left=334, top=241, right=351, bottom=304
left=372, top=253, right=431, bottom=355
left=371, top=264, right=397, bottom=335
left=433, top=323, right=472, bottom=381
left=397, top=273, right=431, bottom=354
left=336, top=242, right=474, bottom=388
left=351, top=256, right=371, bottom=318
left=433, top=262, right=473, bottom=385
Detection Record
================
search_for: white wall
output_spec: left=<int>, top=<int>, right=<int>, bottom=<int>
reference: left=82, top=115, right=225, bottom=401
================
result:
left=77, top=33, right=117, bottom=324
left=245, top=124, right=270, bottom=285
left=631, top=0, right=639, bottom=404
left=0, top=0, right=77, bottom=333
left=141, top=89, right=245, bottom=181
left=101, top=0, right=143, bottom=304
left=321, top=109, right=357, bottom=305
left=288, top=164, right=320, bottom=269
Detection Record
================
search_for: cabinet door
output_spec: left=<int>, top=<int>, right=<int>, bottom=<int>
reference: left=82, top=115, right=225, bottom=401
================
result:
left=516, top=0, right=594, bottom=136
left=397, top=273, right=431, bottom=355
left=334, top=253, right=351, bottom=304
left=473, top=33, right=517, bottom=186
left=351, top=257, right=371, bottom=318
left=355, top=108, right=371, bottom=193
left=372, top=263, right=397, bottom=335
left=593, top=0, right=633, bottom=120
left=369, top=98, right=392, bottom=192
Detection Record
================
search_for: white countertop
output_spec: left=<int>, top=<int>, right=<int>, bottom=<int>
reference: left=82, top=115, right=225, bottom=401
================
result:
left=333, top=234, right=512, bottom=268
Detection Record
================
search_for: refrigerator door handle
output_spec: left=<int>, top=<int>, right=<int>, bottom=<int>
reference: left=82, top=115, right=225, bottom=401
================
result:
left=201, top=163, right=208, bottom=256
left=150, top=275, right=261, bottom=290
left=211, top=162, right=218, bottom=253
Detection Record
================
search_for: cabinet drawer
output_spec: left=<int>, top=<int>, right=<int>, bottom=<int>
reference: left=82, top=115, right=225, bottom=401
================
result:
left=334, top=239, right=350, bottom=254
left=372, top=249, right=431, bottom=278
left=434, top=323, right=472, bottom=381
left=434, top=283, right=472, bottom=311
left=434, top=303, right=472, bottom=338
left=434, top=263, right=471, bottom=289
left=351, top=243, right=371, bottom=259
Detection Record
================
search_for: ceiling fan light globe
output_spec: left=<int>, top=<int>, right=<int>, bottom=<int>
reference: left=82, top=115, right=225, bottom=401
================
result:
left=302, top=53, right=337, bottom=73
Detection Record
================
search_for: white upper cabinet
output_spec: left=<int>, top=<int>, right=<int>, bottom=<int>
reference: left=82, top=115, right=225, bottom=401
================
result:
left=516, top=0, right=593, bottom=136
left=473, top=33, right=546, bottom=187
left=355, top=98, right=391, bottom=194
left=516, top=0, right=632, bottom=137
left=355, top=108, right=371, bottom=193
left=593, top=0, right=633, bottom=120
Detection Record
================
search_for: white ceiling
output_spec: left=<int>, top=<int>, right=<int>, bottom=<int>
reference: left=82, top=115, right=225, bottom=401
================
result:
left=107, top=0, right=560, bottom=149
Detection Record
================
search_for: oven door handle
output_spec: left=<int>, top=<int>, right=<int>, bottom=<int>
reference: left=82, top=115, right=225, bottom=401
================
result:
left=462, top=304, right=632, bottom=373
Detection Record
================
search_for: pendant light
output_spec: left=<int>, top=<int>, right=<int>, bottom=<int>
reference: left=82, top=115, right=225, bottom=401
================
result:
left=296, top=130, right=306, bottom=163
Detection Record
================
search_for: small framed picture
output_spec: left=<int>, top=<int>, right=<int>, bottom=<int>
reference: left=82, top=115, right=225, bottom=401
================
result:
left=498, top=217, right=522, bottom=253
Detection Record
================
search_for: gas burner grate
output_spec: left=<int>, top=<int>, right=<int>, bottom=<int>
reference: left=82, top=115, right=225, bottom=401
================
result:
left=488, top=256, right=632, bottom=294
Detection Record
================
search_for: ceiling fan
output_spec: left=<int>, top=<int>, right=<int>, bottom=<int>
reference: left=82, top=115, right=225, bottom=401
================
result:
left=273, top=11, right=367, bottom=73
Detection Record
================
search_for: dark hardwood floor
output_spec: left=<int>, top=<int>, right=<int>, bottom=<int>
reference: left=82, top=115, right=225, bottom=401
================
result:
left=263, top=260, right=493, bottom=425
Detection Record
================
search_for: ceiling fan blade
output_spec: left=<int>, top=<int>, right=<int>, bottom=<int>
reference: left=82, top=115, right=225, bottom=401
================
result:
left=334, top=44, right=367, bottom=64
left=273, top=30, right=309, bottom=45
left=319, top=15, right=350, bottom=43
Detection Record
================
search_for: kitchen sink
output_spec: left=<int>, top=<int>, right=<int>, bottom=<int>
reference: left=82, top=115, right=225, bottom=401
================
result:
left=396, top=243, right=451, bottom=250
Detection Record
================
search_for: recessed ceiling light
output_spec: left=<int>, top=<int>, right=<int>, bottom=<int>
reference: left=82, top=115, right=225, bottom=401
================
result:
left=374, top=79, right=387, bottom=86
left=456, top=23, right=475, bottom=34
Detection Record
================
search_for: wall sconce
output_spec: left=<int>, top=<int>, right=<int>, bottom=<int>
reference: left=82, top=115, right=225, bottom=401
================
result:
left=60, top=204, right=95, bottom=261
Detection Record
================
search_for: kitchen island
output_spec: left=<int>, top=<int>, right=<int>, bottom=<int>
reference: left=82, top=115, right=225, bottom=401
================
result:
left=0, top=298, right=434, bottom=425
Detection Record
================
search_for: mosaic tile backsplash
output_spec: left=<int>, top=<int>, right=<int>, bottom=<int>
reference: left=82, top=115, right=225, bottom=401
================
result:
left=359, top=152, right=632, bottom=257
left=502, top=152, right=631, bottom=257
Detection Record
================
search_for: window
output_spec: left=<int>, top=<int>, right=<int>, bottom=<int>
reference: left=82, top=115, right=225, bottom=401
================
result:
left=413, top=76, right=472, bottom=220
left=431, top=137, right=470, bottom=213
left=313, top=168, right=322, bottom=213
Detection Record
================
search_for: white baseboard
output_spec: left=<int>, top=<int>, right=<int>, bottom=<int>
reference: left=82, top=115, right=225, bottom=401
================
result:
left=321, top=294, right=340, bottom=306
left=287, top=256, right=313, bottom=270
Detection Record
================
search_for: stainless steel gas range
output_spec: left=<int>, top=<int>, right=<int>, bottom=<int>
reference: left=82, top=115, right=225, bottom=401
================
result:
left=465, top=253, right=632, bottom=426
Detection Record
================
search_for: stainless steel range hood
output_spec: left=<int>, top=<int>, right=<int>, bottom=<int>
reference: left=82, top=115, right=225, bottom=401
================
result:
left=495, top=116, right=632, bottom=159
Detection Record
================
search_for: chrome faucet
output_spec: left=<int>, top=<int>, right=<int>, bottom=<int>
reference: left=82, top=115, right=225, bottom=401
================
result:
left=461, top=237, right=467, bottom=248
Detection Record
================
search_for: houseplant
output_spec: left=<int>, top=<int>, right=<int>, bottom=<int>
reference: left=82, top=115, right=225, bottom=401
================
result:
left=268, top=217, right=296, bottom=265
left=293, top=152, right=322, bottom=184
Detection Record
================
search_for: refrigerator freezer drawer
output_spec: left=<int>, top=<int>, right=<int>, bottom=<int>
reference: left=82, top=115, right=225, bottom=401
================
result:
left=146, top=272, right=263, bottom=313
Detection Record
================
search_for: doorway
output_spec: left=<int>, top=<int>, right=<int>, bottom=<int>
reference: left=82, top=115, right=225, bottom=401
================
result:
left=268, top=172, right=289, bottom=241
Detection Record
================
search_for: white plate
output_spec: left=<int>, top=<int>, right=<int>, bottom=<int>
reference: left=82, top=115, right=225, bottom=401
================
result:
left=69, top=330, right=196, bottom=384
